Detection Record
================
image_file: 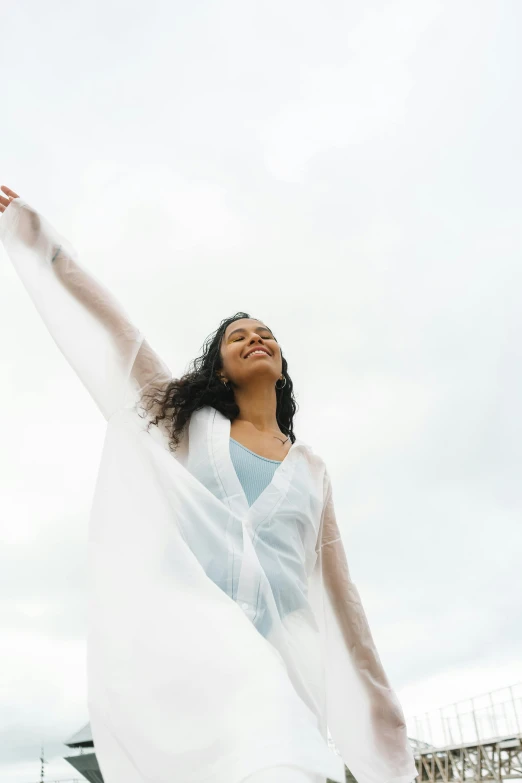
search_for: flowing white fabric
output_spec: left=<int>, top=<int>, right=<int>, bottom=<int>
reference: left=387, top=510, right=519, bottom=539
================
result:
left=244, top=766, right=324, bottom=782
left=0, top=197, right=417, bottom=783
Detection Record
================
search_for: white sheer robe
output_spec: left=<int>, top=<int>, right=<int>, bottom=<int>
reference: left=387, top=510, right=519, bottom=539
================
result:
left=0, top=197, right=417, bottom=783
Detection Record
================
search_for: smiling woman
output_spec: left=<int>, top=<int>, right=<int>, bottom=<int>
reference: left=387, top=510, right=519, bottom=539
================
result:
left=0, top=186, right=417, bottom=783
left=139, top=312, right=298, bottom=464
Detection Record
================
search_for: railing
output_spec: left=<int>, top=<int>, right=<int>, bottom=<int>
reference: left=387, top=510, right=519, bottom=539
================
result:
left=407, top=682, right=522, bottom=749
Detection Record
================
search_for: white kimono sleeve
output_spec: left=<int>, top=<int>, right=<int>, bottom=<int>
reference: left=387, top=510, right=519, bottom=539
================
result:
left=316, top=473, right=417, bottom=783
left=0, top=198, right=171, bottom=419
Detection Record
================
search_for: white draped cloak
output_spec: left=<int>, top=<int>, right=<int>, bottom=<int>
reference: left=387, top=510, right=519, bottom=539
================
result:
left=0, top=197, right=417, bottom=783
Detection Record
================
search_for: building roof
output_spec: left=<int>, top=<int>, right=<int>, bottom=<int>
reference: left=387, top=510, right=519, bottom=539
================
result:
left=63, top=721, right=94, bottom=748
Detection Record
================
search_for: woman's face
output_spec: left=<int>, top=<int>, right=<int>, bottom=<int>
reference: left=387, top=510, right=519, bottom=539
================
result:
left=219, top=318, right=283, bottom=388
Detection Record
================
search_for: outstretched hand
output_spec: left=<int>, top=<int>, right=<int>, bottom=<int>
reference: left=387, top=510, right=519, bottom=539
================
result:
left=0, top=184, right=43, bottom=249
left=0, top=185, right=20, bottom=213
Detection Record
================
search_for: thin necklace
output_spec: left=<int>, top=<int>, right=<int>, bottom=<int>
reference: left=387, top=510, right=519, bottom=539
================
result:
left=273, top=434, right=289, bottom=445
left=233, top=418, right=290, bottom=446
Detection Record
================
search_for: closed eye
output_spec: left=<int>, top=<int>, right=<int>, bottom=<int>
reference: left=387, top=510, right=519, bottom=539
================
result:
left=234, top=334, right=275, bottom=342
left=233, top=337, right=275, bottom=343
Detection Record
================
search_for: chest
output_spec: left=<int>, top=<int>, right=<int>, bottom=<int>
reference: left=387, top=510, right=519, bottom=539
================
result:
left=129, top=406, right=326, bottom=574
left=229, top=420, right=292, bottom=461
left=180, top=407, right=323, bottom=529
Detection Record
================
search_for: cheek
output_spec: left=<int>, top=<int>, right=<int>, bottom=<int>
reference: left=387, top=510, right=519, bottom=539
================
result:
left=221, top=346, right=241, bottom=372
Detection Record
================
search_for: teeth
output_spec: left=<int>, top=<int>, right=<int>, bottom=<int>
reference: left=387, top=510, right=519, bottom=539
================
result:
left=247, top=350, right=269, bottom=357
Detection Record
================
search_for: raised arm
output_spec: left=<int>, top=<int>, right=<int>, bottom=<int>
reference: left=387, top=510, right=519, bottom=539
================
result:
left=0, top=186, right=172, bottom=419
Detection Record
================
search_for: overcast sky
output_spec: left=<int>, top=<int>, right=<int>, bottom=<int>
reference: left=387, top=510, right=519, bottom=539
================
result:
left=1, top=1, right=521, bottom=781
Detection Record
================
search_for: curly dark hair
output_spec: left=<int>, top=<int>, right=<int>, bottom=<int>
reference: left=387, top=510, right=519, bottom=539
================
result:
left=139, top=312, right=298, bottom=451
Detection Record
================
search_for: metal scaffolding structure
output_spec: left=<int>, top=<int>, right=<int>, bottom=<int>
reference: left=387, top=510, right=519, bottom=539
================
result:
left=406, top=682, right=522, bottom=782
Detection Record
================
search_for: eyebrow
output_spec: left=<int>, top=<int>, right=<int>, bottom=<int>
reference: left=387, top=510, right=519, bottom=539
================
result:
left=226, top=325, right=273, bottom=340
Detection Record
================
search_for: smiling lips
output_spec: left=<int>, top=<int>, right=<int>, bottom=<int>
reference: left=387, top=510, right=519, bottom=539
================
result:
left=244, top=347, right=271, bottom=359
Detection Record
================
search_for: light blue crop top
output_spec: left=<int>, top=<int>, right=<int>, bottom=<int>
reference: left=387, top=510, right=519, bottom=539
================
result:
left=229, top=438, right=282, bottom=507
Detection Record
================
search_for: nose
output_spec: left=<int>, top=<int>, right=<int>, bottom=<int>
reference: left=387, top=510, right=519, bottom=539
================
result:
left=246, top=331, right=267, bottom=346
left=244, top=333, right=271, bottom=357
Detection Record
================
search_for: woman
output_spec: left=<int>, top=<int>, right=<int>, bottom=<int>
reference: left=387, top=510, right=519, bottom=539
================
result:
left=0, top=185, right=417, bottom=783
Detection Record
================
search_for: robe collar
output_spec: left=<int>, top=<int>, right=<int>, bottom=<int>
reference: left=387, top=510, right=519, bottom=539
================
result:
left=187, top=406, right=305, bottom=526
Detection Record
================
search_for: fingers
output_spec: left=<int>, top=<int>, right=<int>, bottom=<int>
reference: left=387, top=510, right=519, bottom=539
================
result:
left=1, top=185, right=19, bottom=197
left=0, top=185, right=20, bottom=213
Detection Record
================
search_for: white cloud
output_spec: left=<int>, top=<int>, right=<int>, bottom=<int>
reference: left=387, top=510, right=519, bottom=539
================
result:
left=257, top=1, right=443, bottom=181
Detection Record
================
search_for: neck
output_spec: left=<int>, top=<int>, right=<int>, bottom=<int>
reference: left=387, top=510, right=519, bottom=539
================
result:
left=234, top=381, right=280, bottom=433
